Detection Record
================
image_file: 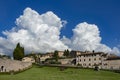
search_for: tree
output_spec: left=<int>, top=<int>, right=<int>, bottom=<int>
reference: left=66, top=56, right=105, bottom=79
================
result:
left=0, top=54, right=11, bottom=59
left=63, top=49, right=69, bottom=57
left=13, top=43, right=24, bottom=60
left=53, top=50, right=59, bottom=62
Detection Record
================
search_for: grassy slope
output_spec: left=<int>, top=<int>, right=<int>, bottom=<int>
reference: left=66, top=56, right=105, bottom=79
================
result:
left=0, top=66, right=120, bottom=80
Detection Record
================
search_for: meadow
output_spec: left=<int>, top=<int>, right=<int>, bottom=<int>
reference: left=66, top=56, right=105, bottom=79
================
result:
left=0, top=65, right=120, bottom=80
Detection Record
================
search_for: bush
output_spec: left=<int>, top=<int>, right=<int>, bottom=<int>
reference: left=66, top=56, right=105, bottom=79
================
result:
left=94, top=66, right=99, bottom=71
left=10, top=70, right=14, bottom=75
left=77, top=63, right=82, bottom=67
left=114, top=70, right=120, bottom=73
left=59, top=66, right=67, bottom=71
left=50, top=61, right=61, bottom=64
left=0, top=72, right=9, bottom=75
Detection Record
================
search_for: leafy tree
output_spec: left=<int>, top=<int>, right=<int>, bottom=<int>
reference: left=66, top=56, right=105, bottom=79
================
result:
left=13, top=43, right=24, bottom=60
left=63, top=49, right=69, bottom=57
left=53, top=50, right=59, bottom=62
left=0, top=54, right=10, bottom=59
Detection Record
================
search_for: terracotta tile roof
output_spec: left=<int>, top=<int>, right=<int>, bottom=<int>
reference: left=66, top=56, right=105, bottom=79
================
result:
left=80, top=52, right=104, bottom=56
left=107, top=54, right=120, bottom=60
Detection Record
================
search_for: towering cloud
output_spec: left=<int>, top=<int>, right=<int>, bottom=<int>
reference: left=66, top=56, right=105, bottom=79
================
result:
left=0, top=7, right=69, bottom=55
left=0, top=7, right=120, bottom=56
left=61, top=22, right=112, bottom=53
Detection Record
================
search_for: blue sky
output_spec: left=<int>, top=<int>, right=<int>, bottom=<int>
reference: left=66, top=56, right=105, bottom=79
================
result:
left=0, top=0, right=120, bottom=54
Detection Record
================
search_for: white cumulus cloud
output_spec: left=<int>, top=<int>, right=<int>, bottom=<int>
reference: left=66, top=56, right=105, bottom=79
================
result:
left=0, top=7, right=120, bottom=56
left=0, top=7, right=69, bottom=55
left=62, top=22, right=120, bottom=55
left=111, top=47, right=120, bottom=55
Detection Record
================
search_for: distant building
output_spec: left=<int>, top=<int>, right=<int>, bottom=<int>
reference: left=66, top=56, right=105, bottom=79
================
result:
left=36, top=53, right=53, bottom=62
left=58, top=58, right=74, bottom=65
left=70, top=51, right=81, bottom=57
left=58, top=51, right=64, bottom=57
left=76, top=52, right=107, bottom=68
left=75, top=51, right=120, bottom=70
left=22, top=57, right=35, bottom=63
left=24, top=50, right=120, bottom=70
left=104, top=55, right=120, bottom=70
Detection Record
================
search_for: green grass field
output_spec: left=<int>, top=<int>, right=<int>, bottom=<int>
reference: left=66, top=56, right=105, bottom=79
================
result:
left=0, top=65, right=120, bottom=80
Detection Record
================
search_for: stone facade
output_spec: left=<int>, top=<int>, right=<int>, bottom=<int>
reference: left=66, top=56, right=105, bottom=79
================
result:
left=58, top=51, right=64, bottom=57
left=0, top=58, right=32, bottom=72
left=75, top=51, right=120, bottom=70
left=22, top=57, right=35, bottom=63
left=59, top=58, right=74, bottom=65
left=70, top=51, right=81, bottom=57
left=76, top=52, right=107, bottom=68
left=103, top=57, right=120, bottom=70
left=36, top=53, right=53, bottom=62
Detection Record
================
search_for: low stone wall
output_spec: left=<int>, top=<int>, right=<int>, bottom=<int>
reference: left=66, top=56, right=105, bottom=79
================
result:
left=58, top=58, right=74, bottom=65
left=0, top=58, right=32, bottom=73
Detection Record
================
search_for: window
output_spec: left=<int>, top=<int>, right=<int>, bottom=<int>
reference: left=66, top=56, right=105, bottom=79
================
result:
left=80, top=59, right=81, bottom=62
left=89, top=63, right=91, bottom=66
left=84, top=59, right=86, bottom=61
left=104, top=63, right=107, bottom=66
left=89, top=59, right=91, bottom=61
left=94, top=58, right=96, bottom=61
left=94, top=63, right=97, bottom=66
left=99, top=63, right=102, bottom=65
left=99, top=58, right=101, bottom=60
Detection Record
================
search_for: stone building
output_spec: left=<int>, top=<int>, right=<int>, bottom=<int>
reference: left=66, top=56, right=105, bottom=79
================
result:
left=76, top=52, right=107, bottom=68
left=104, top=55, right=120, bottom=70
left=22, top=57, right=35, bottom=63
left=70, top=51, right=81, bottom=57
left=75, top=51, right=120, bottom=70
left=58, top=51, right=64, bottom=57
left=36, top=53, right=53, bottom=62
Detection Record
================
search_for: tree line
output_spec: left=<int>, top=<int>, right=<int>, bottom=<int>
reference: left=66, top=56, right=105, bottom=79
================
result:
left=13, top=43, right=70, bottom=61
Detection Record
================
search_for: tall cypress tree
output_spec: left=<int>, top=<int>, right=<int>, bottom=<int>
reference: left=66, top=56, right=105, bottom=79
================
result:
left=13, top=43, right=24, bottom=60
left=53, top=50, right=59, bottom=62
left=64, top=49, right=69, bottom=57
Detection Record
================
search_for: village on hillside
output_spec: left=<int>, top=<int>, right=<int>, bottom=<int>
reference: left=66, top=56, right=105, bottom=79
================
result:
left=22, top=50, right=120, bottom=70
left=1, top=45, right=120, bottom=73
left=0, top=43, right=120, bottom=73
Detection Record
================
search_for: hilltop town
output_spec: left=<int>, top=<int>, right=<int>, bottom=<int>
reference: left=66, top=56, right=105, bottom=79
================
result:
left=0, top=43, right=120, bottom=73
left=22, top=50, right=120, bottom=70
left=1, top=48, right=120, bottom=73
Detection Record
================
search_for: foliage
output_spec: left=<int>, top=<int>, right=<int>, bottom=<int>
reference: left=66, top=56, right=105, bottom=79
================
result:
left=114, top=70, right=120, bottom=73
left=13, top=43, right=24, bottom=60
left=53, top=50, right=59, bottom=62
left=0, top=55, right=11, bottom=59
left=49, top=61, right=61, bottom=64
left=63, top=49, right=70, bottom=57
left=59, top=66, right=67, bottom=71
left=94, top=66, right=99, bottom=71
left=77, top=63, right=82, bottom=67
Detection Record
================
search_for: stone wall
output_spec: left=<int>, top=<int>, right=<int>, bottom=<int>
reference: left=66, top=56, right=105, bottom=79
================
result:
left=0, top=58, right=32, bottom=72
